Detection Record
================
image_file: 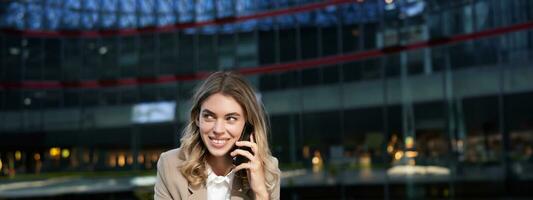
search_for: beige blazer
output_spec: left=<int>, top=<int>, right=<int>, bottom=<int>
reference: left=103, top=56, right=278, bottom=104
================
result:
left=154, top=148, right=281, bottom=200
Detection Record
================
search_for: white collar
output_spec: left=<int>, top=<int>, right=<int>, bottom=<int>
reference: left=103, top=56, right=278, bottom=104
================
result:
left=206, top=165, right=235, bottom=186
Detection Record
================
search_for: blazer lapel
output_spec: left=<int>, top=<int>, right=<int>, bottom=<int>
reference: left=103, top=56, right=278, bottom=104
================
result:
left=184, top=168, right=250, bottom=200
left=187, top=183, right=207, bottom=200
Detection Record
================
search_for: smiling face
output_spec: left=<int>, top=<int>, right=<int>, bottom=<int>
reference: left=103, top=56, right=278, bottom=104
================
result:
left=198, top=93, right=246, bottom=158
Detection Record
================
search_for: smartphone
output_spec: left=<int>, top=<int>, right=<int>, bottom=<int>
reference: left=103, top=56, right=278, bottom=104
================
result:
left=232, top=123, right=254, bottom=166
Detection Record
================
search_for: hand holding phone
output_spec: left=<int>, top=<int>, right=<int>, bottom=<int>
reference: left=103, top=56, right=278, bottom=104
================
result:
left=232, top=123, right=254, bottom=166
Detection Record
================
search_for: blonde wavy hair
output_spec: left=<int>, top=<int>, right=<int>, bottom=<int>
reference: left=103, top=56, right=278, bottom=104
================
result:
left=179, top=71, right=279, bottom=192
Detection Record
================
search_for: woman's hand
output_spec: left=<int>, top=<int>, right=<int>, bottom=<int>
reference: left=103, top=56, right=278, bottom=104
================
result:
left=231, top=134, right=269, bottom=200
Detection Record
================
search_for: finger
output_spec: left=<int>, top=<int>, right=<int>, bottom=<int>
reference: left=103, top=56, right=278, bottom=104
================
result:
left=250, top=133, right=255, bottom=143
left=235, top=141, right=257, bottom=153
left=233, top=162, right=252, bottom=172
left=231, top=149, right=255, bottom=161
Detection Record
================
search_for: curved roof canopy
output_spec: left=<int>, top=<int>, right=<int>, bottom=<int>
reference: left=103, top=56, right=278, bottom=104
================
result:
left=0, top=0, right=423, bottom=34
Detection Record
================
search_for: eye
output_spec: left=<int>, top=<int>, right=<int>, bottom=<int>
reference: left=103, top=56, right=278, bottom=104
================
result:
left=226, top=116, right=238, bottom=122
left=202, top=114, right=215, bottom=121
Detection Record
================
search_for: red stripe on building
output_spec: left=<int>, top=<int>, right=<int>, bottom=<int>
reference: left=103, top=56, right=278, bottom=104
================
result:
left=1, top=21, right=532, bottom=90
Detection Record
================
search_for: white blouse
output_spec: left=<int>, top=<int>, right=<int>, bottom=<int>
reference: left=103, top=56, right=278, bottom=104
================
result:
left=206, top=166, right=235, bottom=200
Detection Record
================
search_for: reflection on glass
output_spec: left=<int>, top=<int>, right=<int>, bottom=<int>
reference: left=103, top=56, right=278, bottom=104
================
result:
left=131, top=101, right=176, bottom=124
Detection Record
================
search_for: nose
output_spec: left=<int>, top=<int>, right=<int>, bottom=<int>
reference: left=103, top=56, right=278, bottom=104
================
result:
left=213, top=120, right=225, bottom=134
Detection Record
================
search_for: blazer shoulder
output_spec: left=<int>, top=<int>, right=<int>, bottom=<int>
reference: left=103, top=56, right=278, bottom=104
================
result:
left=155, top=148, right=190, bottom=200
left=159, top=148, right=186, bottom=167
left=267, top=155, right=282, bottom=177
left=268, top=156, right=280, bottom=170
left=269, top=156, right=279, bottom=165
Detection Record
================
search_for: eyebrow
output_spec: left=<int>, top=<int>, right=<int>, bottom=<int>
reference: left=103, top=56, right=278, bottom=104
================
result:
left=201, top=109, right=242, bottom=117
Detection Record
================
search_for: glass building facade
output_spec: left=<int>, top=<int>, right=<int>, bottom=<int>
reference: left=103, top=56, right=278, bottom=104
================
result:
left=1, top=0, right=533, bottom=199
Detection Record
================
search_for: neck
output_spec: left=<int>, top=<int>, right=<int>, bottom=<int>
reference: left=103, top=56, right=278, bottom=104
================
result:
left=207, top=154, right=233, bottom=176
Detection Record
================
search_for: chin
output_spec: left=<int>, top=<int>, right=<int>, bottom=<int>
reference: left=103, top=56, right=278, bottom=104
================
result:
left=207, top=147, right=231, bottom=157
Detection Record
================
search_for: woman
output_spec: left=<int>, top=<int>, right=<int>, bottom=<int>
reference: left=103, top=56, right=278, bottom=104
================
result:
left=154, top=71, right=281, bottom=200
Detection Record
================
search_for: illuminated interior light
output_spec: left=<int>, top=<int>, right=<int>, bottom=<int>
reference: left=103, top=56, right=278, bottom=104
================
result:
left=109, top=154, right=116, bottom=167
left=127, top=155, right=134, bottom=165
left=312, top=156, right=320, bottom=165
left=24, top=98, right=31, bottom=105
left=9, top=47, right=20, bottom=55
left=0, top=159, right=3, bottom=171
left=387, top=165, right=450, bottom=176
left=360, top=154, right=372, bottom=168
left=405, top=136, right=414, bottom=149
left=118, top=155, right=126, bottom=167
left=34, top=153, right=41, bottom=161
left=405, top=150, right=418, bottom=158
left=61, top=149, right=70, bottom=158
left=394, top=151, right=403, bottom=160
left=15, top=151, right=22, bottom=161
left=311, top=150, right=323, bottom=173
left=385, top=0, right=394, bottom=4
left=99, top=46, right=108, bottom=55
left=138, top=154, right=145, bottom=164
left=49, top=147, right=60, bottom=158
left=457, top=140, right=464, bottom=151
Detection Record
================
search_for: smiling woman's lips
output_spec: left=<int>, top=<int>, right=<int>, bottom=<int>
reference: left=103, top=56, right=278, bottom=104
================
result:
left=209, top=137, right=230, bottom=148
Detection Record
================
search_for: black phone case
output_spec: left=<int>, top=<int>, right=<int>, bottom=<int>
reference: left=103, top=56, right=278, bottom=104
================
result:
left=233, top=123, right=254, bottom=166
